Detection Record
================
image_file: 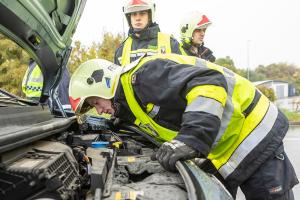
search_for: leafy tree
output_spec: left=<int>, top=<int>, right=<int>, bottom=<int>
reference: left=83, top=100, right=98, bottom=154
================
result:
left=68, top=31, right=123, bottom=74
left=2, top=28, right=300, bottom=100
left=215, top=56, right=237, bottom=72
left=215, top=56, right=249, bottom=78
left=0, top=33, right=30, bottom=97
left=247, top=70, right=267, bottom=82
left=255, top=63, right=300, bottom=93
left=216, top=57, right=300, bottom=94
left=256, top=85, right=276, bottom=102
left=0, top=31, right=123, bottom=97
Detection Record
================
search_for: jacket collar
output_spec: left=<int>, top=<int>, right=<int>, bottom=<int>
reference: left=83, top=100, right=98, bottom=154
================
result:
left=129, top=23, right=160, bottom=40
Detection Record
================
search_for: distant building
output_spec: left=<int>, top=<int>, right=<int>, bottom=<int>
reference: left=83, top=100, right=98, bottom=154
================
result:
left=253, top=80, right=297, bottom=99
left=254, top=80, right=299, bottom=112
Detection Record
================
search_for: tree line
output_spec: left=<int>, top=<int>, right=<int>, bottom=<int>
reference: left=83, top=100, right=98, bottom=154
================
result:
left=1, top=32, right=300, bottom=101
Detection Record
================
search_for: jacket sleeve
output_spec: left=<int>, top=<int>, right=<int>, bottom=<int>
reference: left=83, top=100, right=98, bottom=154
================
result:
left=135, top=59, right=227, bottom=157
left=170, top=37, right=182, bottom=55
left=174, top=69, right=228, bottom=157
left=114, top=45, right=123, bottom=66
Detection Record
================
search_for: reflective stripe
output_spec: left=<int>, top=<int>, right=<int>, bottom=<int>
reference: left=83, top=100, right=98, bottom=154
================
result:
left=30, top=76, right=43, bottom=82
left=121, top=33, right=171, bottom=66
left=185, top=96, right=224, bottom=119
left=211, top=68, right=235, bottom=148
left=122, top=54, right=145, bottom=74
left=22, top=63, right=43, bottom=98
left=26, top=86, right=42, bottom=91
left=218, top=102, right=278, bottom=178
left=23, top=63, right=35, bottom=87
left=130, top=50, right=157, bottom=58
left=62, top=104, right=71, bottom=110
left=148, top=105, right=160, bottom=118
left=121, top=37, right=133, bottom=66
left=195, top=58, right=207, bottom=68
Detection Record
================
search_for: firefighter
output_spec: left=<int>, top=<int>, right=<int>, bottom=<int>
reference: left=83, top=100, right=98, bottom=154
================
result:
left=22, top=59, right=71, bottom=110
left=22, top=58, right=43, bottom=101
left=179, top=12, right=216, bottom=62
left=69, top=54, right=298, bottom=199
left=115, top=0, right=181, bottom=66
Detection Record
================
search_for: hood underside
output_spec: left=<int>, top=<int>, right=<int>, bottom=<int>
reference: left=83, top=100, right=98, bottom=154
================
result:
left=0, top=0, right=86, bottom=102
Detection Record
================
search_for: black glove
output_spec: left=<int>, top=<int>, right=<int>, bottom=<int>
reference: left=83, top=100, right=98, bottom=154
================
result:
left=155, top=140, right=199, bottom=172
left=107, top=117, right=121, bottom=132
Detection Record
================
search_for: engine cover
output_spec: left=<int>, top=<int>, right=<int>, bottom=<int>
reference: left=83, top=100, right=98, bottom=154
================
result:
left=0, top=141, right=80, bottom=200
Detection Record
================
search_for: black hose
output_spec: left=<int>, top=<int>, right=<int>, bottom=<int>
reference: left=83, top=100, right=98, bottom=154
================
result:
left=119, top=124, right=161, bottom=147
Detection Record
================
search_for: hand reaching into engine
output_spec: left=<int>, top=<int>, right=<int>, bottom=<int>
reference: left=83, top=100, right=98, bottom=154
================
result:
left=154, top=140, right=200, bottom=172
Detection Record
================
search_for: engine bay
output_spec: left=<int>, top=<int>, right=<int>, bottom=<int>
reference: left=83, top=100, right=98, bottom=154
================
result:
left=0, top=115, right=188, bottom=200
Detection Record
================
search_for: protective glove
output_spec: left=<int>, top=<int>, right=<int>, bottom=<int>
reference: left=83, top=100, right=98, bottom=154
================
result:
left=107, top=117, right=122, bottom=132
left=155, top=140, right=199, bottom=172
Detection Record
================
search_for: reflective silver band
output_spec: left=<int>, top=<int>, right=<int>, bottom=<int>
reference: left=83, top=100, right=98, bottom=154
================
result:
left=218, top=102, right=278, bottom=178
left=185, top=96, right=224, bottom=120
left=212, top=68, right=236, bottom=148
left=195, top=58, right=207, bottom=68
left=148, top=105, right=160, bottom=118
left=30, top=76, right=43, bottom=82
left=130, top=51, right=156, bottom=58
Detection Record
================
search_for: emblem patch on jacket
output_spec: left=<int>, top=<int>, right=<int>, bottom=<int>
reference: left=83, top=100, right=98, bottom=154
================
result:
left=131, top=74, right=137, bottom=84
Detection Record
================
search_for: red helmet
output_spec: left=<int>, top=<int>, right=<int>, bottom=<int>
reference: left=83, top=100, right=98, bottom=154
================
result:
left=180, top=12, right=212, bottom=44
left=123, top=0, right=155, bottom=26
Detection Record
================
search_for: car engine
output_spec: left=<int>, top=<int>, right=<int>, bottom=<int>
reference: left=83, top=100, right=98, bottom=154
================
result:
left=0, top=115, right=188, bottom=200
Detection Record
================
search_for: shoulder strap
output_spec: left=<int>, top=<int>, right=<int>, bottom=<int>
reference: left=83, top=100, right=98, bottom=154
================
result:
left=157, top=32, right=171, bottom=54
left=120, top=37, right=133, bottom=66
left=179, top=43, right=188, bottom=55
left=120, top=57, right=178, bottom=142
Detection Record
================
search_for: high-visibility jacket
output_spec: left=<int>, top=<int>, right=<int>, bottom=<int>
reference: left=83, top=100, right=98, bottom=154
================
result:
left=22, top=62, right=43, bottom=99
left=115, top=53, right=288, bottom=187
left=114, top=24, right=181, bottom=66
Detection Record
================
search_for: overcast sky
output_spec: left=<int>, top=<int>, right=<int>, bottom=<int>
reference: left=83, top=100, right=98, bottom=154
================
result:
left=73, top=0, right=300, bottom=70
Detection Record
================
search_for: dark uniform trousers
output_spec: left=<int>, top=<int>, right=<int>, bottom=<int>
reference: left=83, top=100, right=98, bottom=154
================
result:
left=201, top=144, right=298, bottom=199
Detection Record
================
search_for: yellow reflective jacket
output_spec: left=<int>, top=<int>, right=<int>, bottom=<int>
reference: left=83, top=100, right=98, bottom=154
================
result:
left=114, top=24, right=181, bottom=66
left=119, top=32, right=172, bottom=66
left=115, top=53, right=288, bottom=185
left=22, top=62, right=43, bottom=99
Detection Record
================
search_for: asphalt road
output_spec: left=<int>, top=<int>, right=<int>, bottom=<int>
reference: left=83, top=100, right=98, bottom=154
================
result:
left=237, top=125, right=300, bottom=199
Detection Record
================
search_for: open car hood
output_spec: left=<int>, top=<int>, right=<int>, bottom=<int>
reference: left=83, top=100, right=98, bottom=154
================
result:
left=0, top=0, right=86, bottom=102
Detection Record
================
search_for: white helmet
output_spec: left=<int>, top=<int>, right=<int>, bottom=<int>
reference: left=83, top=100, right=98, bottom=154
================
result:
left=180, top=12, right=212, bottom=45
left=69, top=59, right=123, bottom=114
left=123, top=0, right=156, bottom=26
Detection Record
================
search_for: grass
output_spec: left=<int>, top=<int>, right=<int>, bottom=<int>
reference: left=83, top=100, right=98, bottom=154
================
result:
left=281, top=109, right=300, bottom=123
